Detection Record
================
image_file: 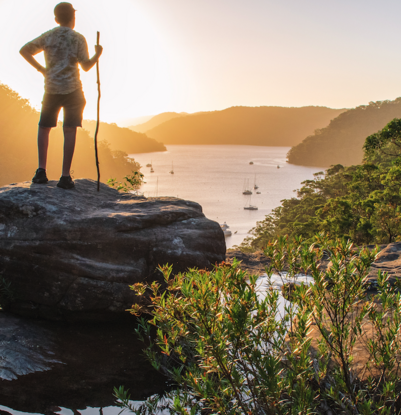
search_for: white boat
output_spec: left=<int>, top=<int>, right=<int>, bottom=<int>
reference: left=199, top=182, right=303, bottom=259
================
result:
left=220, top=222, right=232, bottom=237
left=242, top=178, right=252, bottom=195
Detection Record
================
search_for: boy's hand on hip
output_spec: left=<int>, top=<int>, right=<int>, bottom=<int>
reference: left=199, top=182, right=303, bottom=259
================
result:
left=38, top=66, right=46, bottom=76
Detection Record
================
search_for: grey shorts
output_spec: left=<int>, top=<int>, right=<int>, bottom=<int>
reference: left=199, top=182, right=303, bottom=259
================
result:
left=39, top=89, right=86, bottom=128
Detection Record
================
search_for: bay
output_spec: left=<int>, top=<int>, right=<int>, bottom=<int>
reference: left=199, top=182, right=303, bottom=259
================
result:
left=129, top=145, right=324, bottom=249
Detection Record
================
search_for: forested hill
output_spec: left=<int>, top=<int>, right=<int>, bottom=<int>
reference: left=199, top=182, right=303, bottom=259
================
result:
left=129, top=112, right=188, bottom=133
left=83, top=121, right=166, bottom=154
left=0, top=84, right=142, bottom=186
left=287, top=99, right=401, bottom=167
left=144, top=106, right=345, bottom=146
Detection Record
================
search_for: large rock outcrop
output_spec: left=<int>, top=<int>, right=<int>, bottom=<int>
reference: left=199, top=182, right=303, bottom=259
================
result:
left=367, top=242, right=401, bottom=285
left=0, top=179, right=225, bottom=321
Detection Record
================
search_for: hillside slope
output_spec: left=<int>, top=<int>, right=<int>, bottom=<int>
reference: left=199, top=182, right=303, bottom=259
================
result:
left=129, top=112, right=188, bottom=133
left=144, top=106, right=345, bottom=146
left=121, top=114, right=153, bottom=127
left=83, top=121, right=166, bottom=154
left=0, top=84, right=142, bottom=186
left=287, top=99, right=401, bottom=167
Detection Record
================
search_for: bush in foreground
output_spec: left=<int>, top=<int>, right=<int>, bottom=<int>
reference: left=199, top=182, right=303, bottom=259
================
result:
left=115, top=235, right=401, bottom=414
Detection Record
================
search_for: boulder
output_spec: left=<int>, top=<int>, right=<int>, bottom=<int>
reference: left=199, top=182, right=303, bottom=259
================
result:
left=226, top=248, right=271, bottom=275
left=366, top=242, right=401, bottom=287
left=0, top=179, right=225, bottom=321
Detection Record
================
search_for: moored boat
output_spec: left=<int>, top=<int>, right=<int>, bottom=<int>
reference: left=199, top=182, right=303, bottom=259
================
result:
left=220, top=222, right=232, bottom=237
left=242, top=178, right=252, bottom=195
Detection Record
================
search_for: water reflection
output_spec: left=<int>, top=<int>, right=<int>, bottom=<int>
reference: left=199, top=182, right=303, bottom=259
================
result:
left=0, top=317, right=167, bottom=415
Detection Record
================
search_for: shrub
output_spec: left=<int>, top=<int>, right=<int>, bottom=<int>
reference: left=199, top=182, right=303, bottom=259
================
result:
left=107, top=171, right=144, bottom=193
left=115, top=235, right=401, bottom=414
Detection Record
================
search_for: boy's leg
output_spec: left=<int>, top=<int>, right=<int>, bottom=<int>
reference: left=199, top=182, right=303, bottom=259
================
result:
left=62, top=126, right=77, bottom=177
left=61, top=89, right=86, bottom=178
left=35, top=92, right=61, bottom=183
left=38, top=126, right=51, bottom=169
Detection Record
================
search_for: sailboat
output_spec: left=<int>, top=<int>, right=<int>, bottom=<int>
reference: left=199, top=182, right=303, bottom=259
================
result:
left=253, top=174, right=259, bottom=190
left=244, top=196, right=258, bottom=210
left=169, top=162, right=174, bottom=174
left=242, top=179, right=252, bottom=195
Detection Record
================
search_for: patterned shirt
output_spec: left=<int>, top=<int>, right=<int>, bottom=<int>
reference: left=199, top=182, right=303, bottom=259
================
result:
left=24, top=27, right=89, bottom=95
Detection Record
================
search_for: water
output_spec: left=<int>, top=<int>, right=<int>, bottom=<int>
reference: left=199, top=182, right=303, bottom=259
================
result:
left=130, top=145, right=323, bottom=248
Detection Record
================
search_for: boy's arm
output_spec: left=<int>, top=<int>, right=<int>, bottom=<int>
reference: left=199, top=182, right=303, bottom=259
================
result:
left=20, top=44, right=46, bottom=75
left=80, top=45, right=103, bottom=72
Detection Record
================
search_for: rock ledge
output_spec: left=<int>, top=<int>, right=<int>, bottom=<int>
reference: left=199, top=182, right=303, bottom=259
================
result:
left=0, top=179, right=225, bottom=321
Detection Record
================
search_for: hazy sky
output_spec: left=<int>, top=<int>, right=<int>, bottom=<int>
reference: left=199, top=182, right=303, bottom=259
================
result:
left=1, top=0, right=401, bottom=124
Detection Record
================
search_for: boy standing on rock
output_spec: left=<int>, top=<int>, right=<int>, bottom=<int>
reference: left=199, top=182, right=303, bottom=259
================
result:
left=20, top=2, right=103, bottom=189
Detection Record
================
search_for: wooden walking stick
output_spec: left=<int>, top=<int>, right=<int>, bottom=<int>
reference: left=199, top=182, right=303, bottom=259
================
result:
left=94, top=31, right=101, bottom=191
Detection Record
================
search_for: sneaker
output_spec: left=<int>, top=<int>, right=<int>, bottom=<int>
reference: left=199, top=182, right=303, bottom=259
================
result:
left=57, top=175, right=75, bottom=189
left=32, top=168, right=48, bottom=184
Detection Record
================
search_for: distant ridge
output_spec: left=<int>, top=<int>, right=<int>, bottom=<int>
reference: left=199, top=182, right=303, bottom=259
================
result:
left=83, top=120, right=166, bottom=154
left=144, top=106, right=346, bottom=147
left=129, top=112, right=188, bottom=133
left=119, top=115, right=154, bottom=128
left=287, top=98, right=401, bottom=167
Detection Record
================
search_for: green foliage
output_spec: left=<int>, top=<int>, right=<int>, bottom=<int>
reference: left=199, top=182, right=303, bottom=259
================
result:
left=115, top=236, right=401, bottom=414
left=364, top=118, right=401, bottom=162
left=107, top=171, right=144, bottom=193
left=241, top=119, right=401, bottom=251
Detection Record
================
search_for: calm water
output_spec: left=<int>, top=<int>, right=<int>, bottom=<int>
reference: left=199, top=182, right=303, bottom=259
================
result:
left=130, top=145, right=323, bottom=248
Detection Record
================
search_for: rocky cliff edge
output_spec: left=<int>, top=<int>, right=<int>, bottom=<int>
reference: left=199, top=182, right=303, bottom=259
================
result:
left=0, top=179, right=225, bottom=321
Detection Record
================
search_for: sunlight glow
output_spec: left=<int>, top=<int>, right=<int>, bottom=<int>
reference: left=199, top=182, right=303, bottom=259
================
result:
left=2, top=0, right=401, bottom=124
left=0, top=0, right=175, bottom=122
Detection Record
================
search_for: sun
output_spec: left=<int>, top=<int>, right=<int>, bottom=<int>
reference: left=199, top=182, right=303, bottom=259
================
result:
left=0, top=0, right=173, bottom=123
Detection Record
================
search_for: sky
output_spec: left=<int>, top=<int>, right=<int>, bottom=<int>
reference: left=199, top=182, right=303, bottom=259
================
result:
left=1, top=0, right=401, bottom=125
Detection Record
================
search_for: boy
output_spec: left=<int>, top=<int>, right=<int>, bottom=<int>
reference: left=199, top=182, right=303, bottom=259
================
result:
left=20, top=2, right=103, bottom=189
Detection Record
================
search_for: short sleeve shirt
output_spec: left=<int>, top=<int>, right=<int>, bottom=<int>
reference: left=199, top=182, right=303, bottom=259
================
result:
left=24, top=27, right=89, bottom=95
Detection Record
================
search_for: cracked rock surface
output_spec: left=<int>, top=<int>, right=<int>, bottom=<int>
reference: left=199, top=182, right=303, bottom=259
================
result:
left=0, top=179, right=225, bottom=321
